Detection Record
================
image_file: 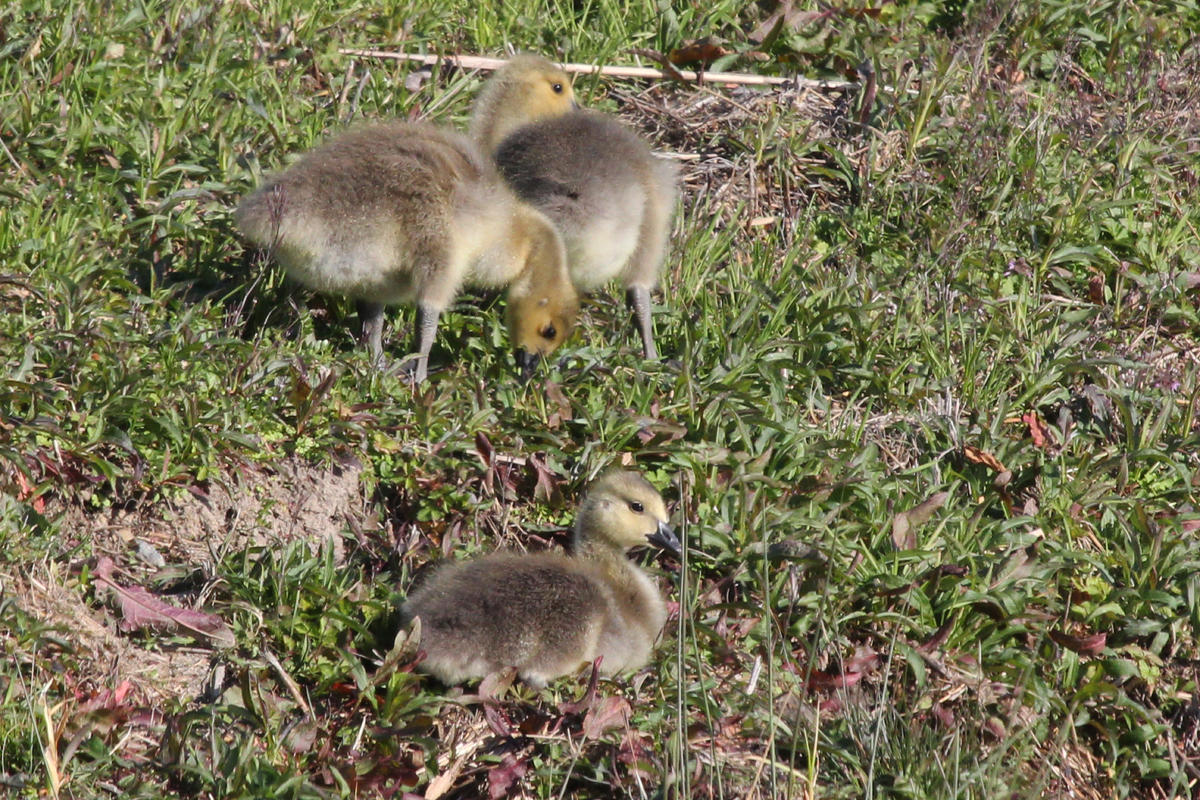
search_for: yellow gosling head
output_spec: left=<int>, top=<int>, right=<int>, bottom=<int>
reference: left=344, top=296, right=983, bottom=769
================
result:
left=507, top=282, right=580, bottom=380
left=577, top=470, right=680, bottom=553
left=471, top=54, right=577, bottom=152
left=506, top=203, right=579, bottom=379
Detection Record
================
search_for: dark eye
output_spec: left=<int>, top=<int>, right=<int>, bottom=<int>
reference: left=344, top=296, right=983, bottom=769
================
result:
left=552, top=83, right=563, bottom=94
left=629, top=501, right=644, bottom=513
left=541, top=324, right=557, bottom=340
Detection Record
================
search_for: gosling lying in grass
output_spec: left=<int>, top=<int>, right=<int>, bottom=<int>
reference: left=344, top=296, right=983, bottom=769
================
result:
left=235, top=121, right=579, bottom=382
left=402, top=469, right=680, bottom=688
left=472, top=55, right=679, bottom=361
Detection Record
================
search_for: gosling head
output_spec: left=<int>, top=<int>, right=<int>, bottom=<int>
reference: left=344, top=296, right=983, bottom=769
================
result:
left=508, top=289, right=580, bottom=381
left=471, top=54, right=578, bottom=152
left=575, top=470, right=681, bottom=555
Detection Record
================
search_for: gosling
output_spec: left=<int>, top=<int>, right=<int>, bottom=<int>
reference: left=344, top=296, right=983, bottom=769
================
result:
left=234, top=121, right=580, bottom=382
left=471, top=55, right=679, bottom=361
left=402, top=470, right=680, bottom=689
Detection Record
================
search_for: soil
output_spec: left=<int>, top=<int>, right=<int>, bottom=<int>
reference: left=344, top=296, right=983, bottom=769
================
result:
left=7, top=455, right=368, bottom=706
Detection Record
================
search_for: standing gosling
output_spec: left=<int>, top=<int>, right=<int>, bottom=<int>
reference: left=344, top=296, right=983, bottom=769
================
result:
left=471, top=55, right=679, bottom=361
left=402, top=470, right=680, bottom=688
left=234, top=122, right=579, bottom=382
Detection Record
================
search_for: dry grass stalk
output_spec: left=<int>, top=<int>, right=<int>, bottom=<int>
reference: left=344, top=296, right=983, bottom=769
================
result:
left=338, top=49, right=857, bottom=90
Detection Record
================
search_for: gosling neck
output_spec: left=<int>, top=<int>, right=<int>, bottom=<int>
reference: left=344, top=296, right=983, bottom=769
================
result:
left=504, top=205, right=573, bottom=303
left=470, top=85, right=518, bottom=155
left=568, top=499, right=633, bottom=562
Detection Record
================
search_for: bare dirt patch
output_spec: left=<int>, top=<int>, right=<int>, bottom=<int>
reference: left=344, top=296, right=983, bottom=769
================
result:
left=5, top=455, right=368, bottom=705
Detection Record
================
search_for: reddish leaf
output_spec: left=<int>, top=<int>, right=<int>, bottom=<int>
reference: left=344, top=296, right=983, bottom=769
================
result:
left=93, top=557, right=234, bottom=648
left=582, top=695, right=631, bottom=739
left=559, top=658, right=601, bottom=715
left=931, top=703, right=955, bottom=728
left=483, top=703, right=512, bottom=738
left=818, top=697, right=842, bottom=713
left=983, top=716, right=1007, bottom=739
left=921, top=564, right=968, bottom=582
left=806, top=669, right=864, bottom=691
left=475, top=431, right=494, bottom=468
left=748, top=0, right=829, bottom=43
left=14, top=470, right=45, bottom=512
left=1023, top=411, right=1051, bottom=449
left=843, top=648, right=880, bottom=675
left=632, top=414, right=687, bottom=448
left=1049, top=629, right=1107, bottom=656
left=907, top=492, right=949, bottom=525
left=478, top=666, right=517, bottom=700
left=918, top=621, right=954, bottom=653
left=80, top=680, right=134, bottom=713
left=524, top=453, right=563, bottom=507
left=487, top=753, right=530, bottom=800
left=517, top=711, right=556, bottom=736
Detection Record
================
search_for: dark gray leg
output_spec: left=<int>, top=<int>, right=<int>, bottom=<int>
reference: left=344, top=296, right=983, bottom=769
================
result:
left=357, top=300, right=386, bottom=367
left=626, top=286, right=657, bottom=360
left=410, top=302, right=440, bottom=383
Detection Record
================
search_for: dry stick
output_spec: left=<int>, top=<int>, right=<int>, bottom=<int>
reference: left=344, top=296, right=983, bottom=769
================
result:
left=338, top=49, right=857, bottom=91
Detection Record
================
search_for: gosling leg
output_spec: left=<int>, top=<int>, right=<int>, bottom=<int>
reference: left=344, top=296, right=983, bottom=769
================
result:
left=626, top=286, right=657, bottom=360
left=408, top=301, right=440, bottom=384
left=357, top=300, right=386, bottom=368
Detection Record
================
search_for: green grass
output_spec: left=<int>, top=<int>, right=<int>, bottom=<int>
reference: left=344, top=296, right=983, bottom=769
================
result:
left=3, top=0, right=1200, bottom=797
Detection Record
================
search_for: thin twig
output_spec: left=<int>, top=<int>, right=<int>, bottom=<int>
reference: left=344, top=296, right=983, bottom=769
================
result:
left=262, top=644, right=313, bottom=717
left=337, top=50, right=857, bottom=91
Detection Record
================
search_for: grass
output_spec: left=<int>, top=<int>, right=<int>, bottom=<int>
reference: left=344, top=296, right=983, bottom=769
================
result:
left=2, top=0, right=1200, bottom=797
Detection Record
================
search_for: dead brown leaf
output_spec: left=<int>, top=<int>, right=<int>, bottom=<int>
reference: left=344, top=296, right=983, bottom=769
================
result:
left=964, top=445, right=1006, bottom=472
left=669, top=39, right=733, bottom=67
left=544, top=381, right=572, bottom=430
left=891, top=491, right=949, bottom=549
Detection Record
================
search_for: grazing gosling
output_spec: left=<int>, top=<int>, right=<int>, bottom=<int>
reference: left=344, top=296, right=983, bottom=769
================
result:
left=472, top=55, right=679, bottom=361
left=402, top=470, right=680, bottom=688
left=234, top=122, right=579, bottom=382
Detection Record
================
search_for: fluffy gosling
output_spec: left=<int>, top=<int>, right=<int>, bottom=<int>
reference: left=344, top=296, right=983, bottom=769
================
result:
left=402, top=470, right=680, bottom=688
left=234, top=121, right=579, bottom=382
left=472, top=55, right=679, bottom=360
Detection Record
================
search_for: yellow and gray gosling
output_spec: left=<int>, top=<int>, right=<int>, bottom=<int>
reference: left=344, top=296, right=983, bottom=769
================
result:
left=401, top=470, right=680, bottom=688
left=235, top=121, right=579, bottom=382
left=472, top=55, right=679, bottom=362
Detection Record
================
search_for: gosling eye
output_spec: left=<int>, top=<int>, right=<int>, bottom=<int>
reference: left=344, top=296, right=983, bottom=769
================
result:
left=629, top=501, right=644, bottom=513
left=540, top=324, right=557, bottom=340
left=552, top=83, right=564, bottom=94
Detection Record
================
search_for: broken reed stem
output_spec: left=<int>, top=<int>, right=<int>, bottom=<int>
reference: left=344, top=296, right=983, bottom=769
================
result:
left=337, top=50, right=858, bottom=91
